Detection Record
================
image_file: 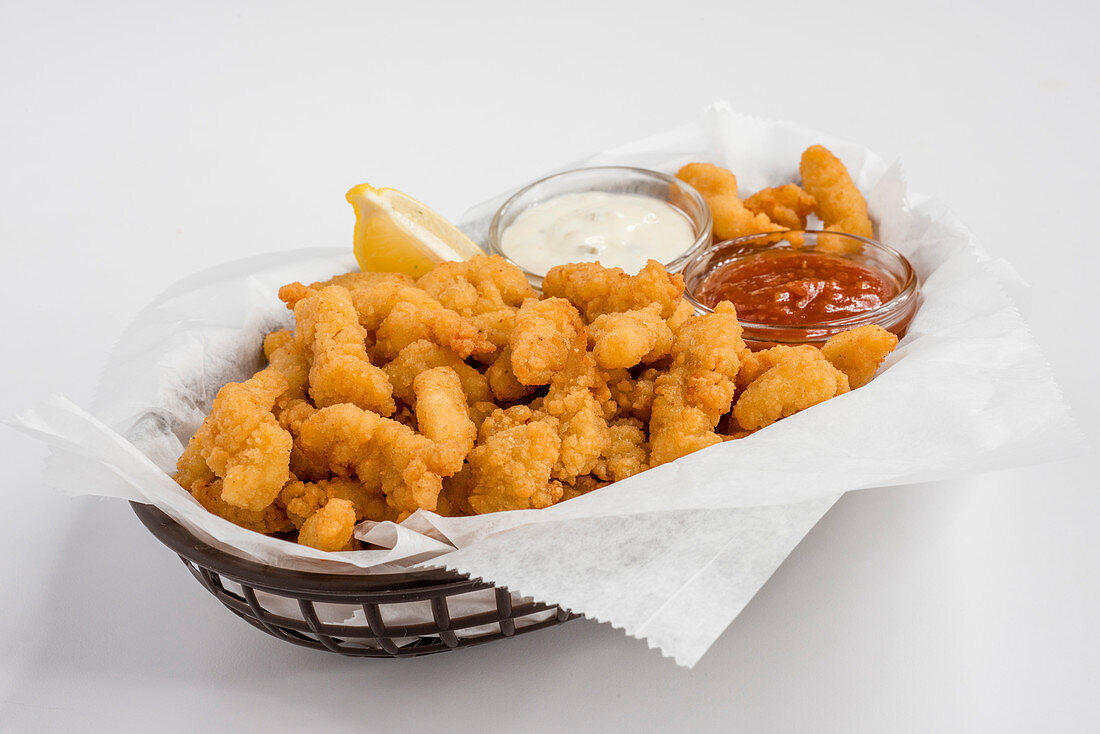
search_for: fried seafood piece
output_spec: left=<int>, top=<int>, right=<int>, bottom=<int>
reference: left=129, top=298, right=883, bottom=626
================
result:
left=263, top=329, right=311, bottom=399
left=510, top=297, right=586, bottom=385
left=676, top=163, right=787, bottom=241
left=588, top=303, right=673, bottom=369
left=312, top=276, right=493, bottom=361
left=673, top=301, right=745, bottom=373
left=476, top=405, right=555, bottom=437
left=189, top=478, right=294, bottom=534
left=296, top=404, right=448, bottom=518
left=174, top=437, right=215, bottom=491
left=278, top=476, right=396, bottom=528
left=820, top=324, right=898, bottom=389
left=540, top=331, right=613, bottom=482
left=321, top=277, right=429, bottom=331
left=650, top=370, right=737, bottom=465
left=799, top=145, right=873, bottom=253
left=374, top=300, right=495, bottom=361
left=650, top=376, right=719, bottom=464
left=485, top=346, right=535, bottom=402
left=414, top=367, right=476, bottom=475
left=416, top=254, right=537, bottom=317
left=383, top=339, right=493, bottom=423
left=261, top=329, right=326, bottom=478
left=593, top=418, right=648, bottom=482
left=273, top=397, right=317, bottom=436
left=298, top=498, right=358, bottom=552
left=276, top=281, right=314, bottom=310
left=542, top=259, right=685, bottom=322
left=469, top=308, right=516, bottom=352
left=649, top=302, right=745, bottom=467
left=744, top=184, right=817, bottom=231
left=313, top=270, right=415, bottom=294
left=606, top=367, right=660, bottom=421
left=292, top=285, right=396, bottom=416
left=271, top=398, right=330, bottom=482
left=736, top=345, right=821, bottom=390
left=667, top=299, right=697, bottom=334
left=468, top=419, right=563, bottom=514
left=733, top=348, right=850, bottom=431
left=174, top=367, right=293, bottom=512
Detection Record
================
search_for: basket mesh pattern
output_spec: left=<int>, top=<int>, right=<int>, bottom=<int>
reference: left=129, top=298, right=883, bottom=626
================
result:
left=133, top=503, right=575, bottom=657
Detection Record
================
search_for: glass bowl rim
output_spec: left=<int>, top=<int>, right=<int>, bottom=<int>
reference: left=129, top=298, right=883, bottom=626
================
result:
left=682, top=230, right=920, bottom=330
left=487, top=165, right=713, bottom=284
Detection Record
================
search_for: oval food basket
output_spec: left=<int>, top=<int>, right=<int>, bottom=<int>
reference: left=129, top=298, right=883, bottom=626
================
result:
left=132, top=502, right=576, bottom=657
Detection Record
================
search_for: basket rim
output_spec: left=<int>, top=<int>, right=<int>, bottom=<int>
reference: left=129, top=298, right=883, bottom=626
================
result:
left=130, top=502, right=480, bottom=596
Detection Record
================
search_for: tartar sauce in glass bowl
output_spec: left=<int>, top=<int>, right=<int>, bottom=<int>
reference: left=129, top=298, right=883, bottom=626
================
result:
left=499, top=191, right=696, bottom=276
left=487, top=166, right=713, bottom=286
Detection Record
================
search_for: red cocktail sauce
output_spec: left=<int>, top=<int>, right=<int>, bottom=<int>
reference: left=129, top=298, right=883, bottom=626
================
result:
left=697, top=251, right=897, bottom=325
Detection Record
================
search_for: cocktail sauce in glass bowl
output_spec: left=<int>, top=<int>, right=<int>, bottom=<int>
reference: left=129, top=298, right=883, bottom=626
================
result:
left=683, top=230, right=920, bottom=349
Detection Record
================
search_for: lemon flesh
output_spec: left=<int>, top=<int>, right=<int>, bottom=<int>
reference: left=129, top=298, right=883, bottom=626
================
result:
left=347, top=184, right=485, bottom=277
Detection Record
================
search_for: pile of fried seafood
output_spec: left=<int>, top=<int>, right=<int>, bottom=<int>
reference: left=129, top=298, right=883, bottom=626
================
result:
left=174, top=259, right=896, bottom=551
left=174, top=145, right=897, bottom=551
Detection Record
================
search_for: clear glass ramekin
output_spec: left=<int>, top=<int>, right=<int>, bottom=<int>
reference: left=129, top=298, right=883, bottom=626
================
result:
left=488, top=166, right=713, bottom=287
left=682, top=230, right=921, bottom=349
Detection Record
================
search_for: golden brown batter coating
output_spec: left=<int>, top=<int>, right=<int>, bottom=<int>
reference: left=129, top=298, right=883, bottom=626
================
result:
left=175, top=367, right=293, bottom=512
left=649, top=302, right=744, bottom=467
left=296, top=404, right=445, bottom=518
left=744, top=184, right=817, bottom=231
left=510, top=297, right=586, bottom=386
left=799, top=145, right=873, bottom=253
left=468, top=419, right=563, bottom=514
left=292, top=285, right=396, bottom=416
left=821, top=324, right=898, bottom=389
left=733, top=348, right=849, bottom=431
left=383, top=339, right=493, bottom=425
left=416, top=254, right=537, bottom=317
left=298, top=498, right=358, bottom=551
left=589, top=304, right=673, bottom=370
left=414, top=366, right=476, bottom=475
left=676, top=162, right=787, bottom=241
left=190, top=478, right=295, bottom=534
left=543, top=259, right=685, bottom=322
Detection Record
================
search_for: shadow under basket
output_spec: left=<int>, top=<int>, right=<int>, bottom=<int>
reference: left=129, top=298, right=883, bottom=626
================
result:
left=131, top=502, right=577, bottom=658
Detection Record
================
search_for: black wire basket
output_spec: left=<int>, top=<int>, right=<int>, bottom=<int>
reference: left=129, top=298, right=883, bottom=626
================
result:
left=131, top=502, right=576, bottom=657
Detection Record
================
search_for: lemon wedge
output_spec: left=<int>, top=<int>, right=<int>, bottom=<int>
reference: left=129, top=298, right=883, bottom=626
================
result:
left=346, top=184, right=485, bottom=277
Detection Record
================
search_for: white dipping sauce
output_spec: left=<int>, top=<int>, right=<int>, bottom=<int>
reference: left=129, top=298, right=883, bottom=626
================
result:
left=500, top=191, right=696, bottom=276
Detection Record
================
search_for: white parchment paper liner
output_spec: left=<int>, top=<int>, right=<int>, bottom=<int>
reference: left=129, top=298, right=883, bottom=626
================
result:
left=10, top=103, right=1082, bottom=666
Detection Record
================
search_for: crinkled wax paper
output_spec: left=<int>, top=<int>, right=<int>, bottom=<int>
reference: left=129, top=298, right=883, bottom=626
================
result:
left=11, top=103, right=1081, bottom=666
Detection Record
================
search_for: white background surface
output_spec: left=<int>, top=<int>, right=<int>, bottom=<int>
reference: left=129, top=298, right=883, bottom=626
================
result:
left=2, top=1, right=1097, bottom=731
